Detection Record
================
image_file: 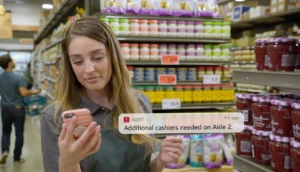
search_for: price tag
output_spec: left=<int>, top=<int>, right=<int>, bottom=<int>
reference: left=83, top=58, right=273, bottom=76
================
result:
left=158, top=74, right=177, bottom=85
left=203, top=75, right=221, bottom=84
left=162, top=99, right=181, bottom=109
left=161, top=54, right=179, bottom=65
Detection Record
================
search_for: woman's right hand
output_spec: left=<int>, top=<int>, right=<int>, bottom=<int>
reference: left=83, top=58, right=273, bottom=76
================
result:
left=58, top=116, right=101, bottom=171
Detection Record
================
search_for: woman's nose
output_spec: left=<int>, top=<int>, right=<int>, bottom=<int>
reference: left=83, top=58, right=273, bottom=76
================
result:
left=84, top=61, right=95, bottom=74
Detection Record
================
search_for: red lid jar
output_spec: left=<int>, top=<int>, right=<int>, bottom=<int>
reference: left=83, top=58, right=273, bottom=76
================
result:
left=296, top=41, right=300, bottom=71
left=235, top=125, right=253, bottom=157
left=252, top=96, right=272, bottom=131
left=271, top=99, right=293, bottom=137
left=267, top=38, right=297, bottom=71
left=251, top=129, right=272, bottom=165
left=292, top=103, right=300, bottom=142
left=269, top=134, right=293, bottom=172
left=255, top=39, right=269, bottom=70
left=236, top=94, right=254, bottom=126
left=290, top=140, right=300, bottom=172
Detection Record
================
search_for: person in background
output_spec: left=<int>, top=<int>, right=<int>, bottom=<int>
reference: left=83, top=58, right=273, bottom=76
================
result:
left=24, top=63, right=33, bottom=89
left=0, top=54, right=39, bottom=165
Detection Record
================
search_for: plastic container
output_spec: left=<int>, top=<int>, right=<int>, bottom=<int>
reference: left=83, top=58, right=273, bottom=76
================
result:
left=252, top=96, right=272, bottom=131
left=159, top=44, right=168, bottom=55
left=186, top=44, right=195, bottom=60
left=155, top=86, right=164, bottom=104
left=192, top=85, right=202, bottom=103
left=177, top=44, right=186, bottom=61
left=155, top=68, right=166, bottom=81
left=134, top=67, right=144, bottom=81
left=158, top=20, right=168, bottom=37
left=251, top=129, right=271, bottom=165
left=268, top=38, right=297, bottom=71
left=121, top=43, right=130, bottom=60
left=177, top=21, right=186, bottom=37
left=271, top=99, right=293, bottom=137
left=164, top=86, right=174, bottom=99
left=221, top=45, right=230, bottom=61
left=186, top=21, right=194, bottom=37
left=255, top=39, right=269, bottom=70
left=140, top=44, right=150, bottom=60
left=150, top=44, right=159, bottom=61
left=139, top=19, right=149, bottom=36
left=187, top=67, right=197, bottom=81
left=183, top=85, right=192, bottom=103
left=235, top=126, right=253, bottom=157
left=130, top=43, right=139, bottom=60
left=119, top=18, right=129, bottom=35
left=174, top=85, right=184, bottom=101
left=222, top=22, right=231, bottom=38
left=214, top=66, right=222, bottom=76
left=148, top=20, right=158, bottom=36
left=144, top=67, right=155, bottom=81
left=195, top=44, right=204, bottom=61
left=109, top=18, right=120, bottom=35
left=167, top=20, right=177, bottom=37
left=204, top=22, right=213, bottom=38
left=204, top=45, right=212, bottom=61
left=144, top=86, right=155, bottom=103
left=211, top=85, right=221, bottom=102
left=292, top=103, right=300, bottom=142
left=236, top=94, right=253, bottom=126
left=130, top=19, right=139, bottom=36
left=127, top=66, right=134, bottom=82
left=176, top=68, right=187, bottom=81
left=202, top=85, right=212, bottom=103
left=194, top=21, right=204, bottom=37
left=168, top=44, right=177, bottom=55
left=205, top=66, right=214, bottom=75
left=212, top=22, right=221, bottom=38
left=290, top=140, right=300, bottom=171
left=269, top=134, right=293, bottom=172
left=166, top=68, right=176, bottom=75
left=197, top=66, right=205, bottom=81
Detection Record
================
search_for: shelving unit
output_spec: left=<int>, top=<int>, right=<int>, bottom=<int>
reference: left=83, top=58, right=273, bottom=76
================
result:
left=132, top=80, right=230, bottom=86
left=41, top=39, right=63, bottom=52
left=163, top=165, right=233, bottom=172
left=126, top=60, right=230, bottom=66
left=233, top=155, right=274, bottom=172
left=152, top=102, right=234, bottom=111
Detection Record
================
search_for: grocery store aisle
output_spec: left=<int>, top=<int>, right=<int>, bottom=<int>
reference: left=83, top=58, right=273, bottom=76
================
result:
left=0, top=115, right=44, bottom=172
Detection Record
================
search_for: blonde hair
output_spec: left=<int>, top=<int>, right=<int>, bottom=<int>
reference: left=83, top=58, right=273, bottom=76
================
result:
left=55, top=17, right=156, bottom=154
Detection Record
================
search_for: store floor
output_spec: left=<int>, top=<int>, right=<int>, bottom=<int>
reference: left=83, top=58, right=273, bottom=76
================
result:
left=0, top=115, right=44, bottom=172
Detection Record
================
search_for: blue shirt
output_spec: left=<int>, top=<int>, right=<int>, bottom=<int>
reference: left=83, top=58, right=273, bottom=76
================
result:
left=0, top=71, right=27, bottom=108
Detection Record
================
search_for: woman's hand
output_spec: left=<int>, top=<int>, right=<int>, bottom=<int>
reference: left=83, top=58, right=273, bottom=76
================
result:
left=58, top=116, right=101, bottom=172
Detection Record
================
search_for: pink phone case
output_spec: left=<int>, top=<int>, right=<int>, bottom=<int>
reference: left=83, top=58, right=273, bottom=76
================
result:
left=61, top=108, right=93, bottom=127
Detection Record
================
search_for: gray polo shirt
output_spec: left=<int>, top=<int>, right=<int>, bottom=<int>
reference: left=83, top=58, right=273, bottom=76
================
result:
left=40, top=93, right=152, bottom=172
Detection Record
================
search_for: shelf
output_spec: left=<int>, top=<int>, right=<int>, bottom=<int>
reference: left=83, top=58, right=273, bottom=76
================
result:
left=231, top=8, right=300, bottom=29
left=97, top=13, right=224, bottom=22
left=126, top=60, right=230, bottom=66
left=235, top=88, right=267, bottom=93
left=117, top=36, right=231, bottom=43
left=44, top=76, right=56, bottom=83
left=34, top=0, right=78, bottom=44
left=233, top=155, right=274, bottom=172
left=41, top=39, right=63, bottom=52
left=163, top=165, right=233, bottom=172
left=132, top=80, right=230, bottom=86
left=152, top=102, right=234, bottom=111
left=44, top=62, right=57, bottom=65
left=46, top=92, right=54, bottom=100
left=232, top=70, right=300, bottom=96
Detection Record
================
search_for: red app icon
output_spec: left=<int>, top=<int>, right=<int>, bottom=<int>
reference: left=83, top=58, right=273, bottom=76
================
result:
left=124, top=117, right=130, bottom=123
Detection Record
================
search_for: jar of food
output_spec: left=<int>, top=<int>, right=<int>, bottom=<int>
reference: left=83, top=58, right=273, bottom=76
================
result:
left=197, top=66, right=205, bottom=81
left=214, top=66, right=222, bottom=75
left=269, top=134, right=293, bottom=172
left=100, top=17, right=109, bottom=25
left=155, top=86, right=165, bottom=104
left=204, top=45, right=212, bottom=61
left=290, top=140, right=300, bottom=171
left=130, top=43, right=139, bottom=60
left=155, top=68, right=166, bottom=81
left=144, top=67, right=155, bottom=81
left=235, top=126, right=253, bottom=157
left=164, top=85, right=174, bottom=99
left=158, top=20, right=168, bottom=37
left=204, top=22, right=213, bottom=38
left=139, top=19, right=149, bottom=36
left=192, top=85, right=202, bottom=103
left=292, top=103, right=300, bottom=142
left=195, top=44, right=204, bottom=61
left=140, top=44, right=150, bottom=60
left=177, top=44, right=186, bottom=61
left=159, top=44, right=168, bottom=55
left=205, top=66, right=214, bottom=75
left=148, top=20, right=158, bottom=36
left=202, top=85, right=212, bottom=103
left=166, top=68, right=176, bottom=75
left=109, top=18, right=120, bottom=35
left=187, top=67, right=197, bottom=81
left=212, top=45, right=221, bottom=61
left=236, top=94, right=254, bottom=126
left=211, top=84, right=221, bottom=102
left=119, top=18, right=129, bottom=35
left=167, top=20, right=177, bottom=37
left=130, top=19, right=139, bottom=36
left=186, top=21, right=194, bottom=37
left=255, top=39, right=269, bottom=71
left=183, top=85, right=193, bottom=103
left=268, top=38, right=297, bottom=71
left=186, top=44, right=196, bottom=60
left=194, top=21, right=204, bottom=37
left=176, top=68, right=187, bottom=81
left=144, top=86, right=155, bottom=103
left=127, top=66, right=134, bottom=83
left=168, top=44, right=177, bottom=55
left=296, top=41, right=300, bottom=71
left=222, top=66, right=231, bottom=81
left=271, top=99, right=293, bottom=137
left=121, top=43, right=130, bottom=60
left=252, top=96, right=272, bottom=131
left=174, top=85, right=184, bottom=101
left=222, top=22, right=231, bottom=38
left=134, top=67, right=144, bottom=81
left=212, top=22, right=221, bottom=38
left=177, top=21, right=186, bottom=37
left=251, top=129, right=271, bottom=165
left=221, top=45, right=231, bottom=62
left=228, top=84, right=235, bottom=102
left=221, top=84, right=231, bottom=102
left=150, top=44, right=159, bottom=61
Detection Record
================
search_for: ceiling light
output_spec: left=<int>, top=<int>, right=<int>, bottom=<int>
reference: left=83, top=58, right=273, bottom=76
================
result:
left=42, top=3, right=53, bottom=9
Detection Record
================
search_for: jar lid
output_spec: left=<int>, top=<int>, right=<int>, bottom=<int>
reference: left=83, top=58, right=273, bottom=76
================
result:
left=168, top=44, right=176, bottom=47
left=177, top=44, right=185, bottom=48
left=131, top=43, right=139, bottom=47
left=222, top=66, right=230, bottom=70
left=184, top=85, right=193, bottom=89
left=214, top=66, right=222, bottom=70
left=100, top=17, right=109, bottom=21
left=196, top=44, right=204, bottom=48
left=109, top=18, right=119, bottom=22
left=204, top=21, right=212, bottom=25
left=130, top=19, right=139, bottom=23
left=224, top=22, right=230, bottom=25
left=269, top=133, right=293, bottom=143
left=271, top=99, right=293, bottom=107
left=135, top=86, right=144, bottom=90
left=204, top=45, right=212, bottom=48
left=148, top=20, right=158, bottom=24
left=213, top=45, right=221, bottom=49
left=193, top=85, right=202, bottom=89
left=236, top=93, right=253, bottom=100
left=255, top=39, right=269, bottom=44
left=177, top=21, right=186, bottom=24
left=186, top=44, right=195, bottom=48
left=203, top=85, right=211, bottom=89
left=291, top=140, right=300, bottom=148
left=119, top=18, right=129, bottom=22
left=292, top=103, right=300, bottom=109
left=158, top=20, right=167, bottom=23
left=269, top=37, right=298, bottom=43
left=121, top=43, right=130, bottom=46
left=127, top=66, right=134, bottom=70
left=244, top=125, right=253, bottom=131
left=174, top=85, right=184, bottom=89
left=139, top=19, right=148, bottom=23
left=167, top=20, right=177, bottom=24
left=212, top=84, right=220, bottom=88
left=156, top=85, right=165, bottom=89
left=145, top=85, right=155, bottom=89
left=252, top=96, right=271, bottom=103
left=194, top=21, right=203, bottom=24
left=206, top=66, right=213, bottom=70
left=165, top=85, right=174, bottom=89
left=160, top=44, right=168, bottom=47
left=252, top=129, right=271, bottom=136
left=150, top=44, right=159, bottom=48
left=186, top=21, right=194, bottom=24
left=140, top=44, right=150, bottom=47
left=197, top=66, right=205, bottom=70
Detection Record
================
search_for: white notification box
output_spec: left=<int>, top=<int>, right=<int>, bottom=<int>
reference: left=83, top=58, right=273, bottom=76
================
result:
left=119, top=113, right=244, bottom=134
left=203, top=75, right=221, bottom=84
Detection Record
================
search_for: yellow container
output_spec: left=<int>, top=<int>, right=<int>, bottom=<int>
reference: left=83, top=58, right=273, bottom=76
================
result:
left=174, top=85, right=184, bottom=101
left=192, top=85, right=202, bottom=103
left=228, top=84, right=235, bottom=102
left=183, top=85, right=193, bottom=103
left=155, top=86, right=165, bottom=104
left=144, top=86, right=155, bottom=104
left=220, top=84, right=228, bottom=102
left=202, top=85, right=212, bottom=103
left=164, top=86, right=174, bottom=99
left=211, top=85, right=221, bottom=102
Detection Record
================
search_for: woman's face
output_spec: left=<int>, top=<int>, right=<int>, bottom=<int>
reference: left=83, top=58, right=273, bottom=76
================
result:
left=68, top=36, right=112, bottom=93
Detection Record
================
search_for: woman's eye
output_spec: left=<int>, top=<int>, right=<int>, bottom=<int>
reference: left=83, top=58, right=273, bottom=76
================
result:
left=73, top=61, right=83, bottom=65
left=94, top=57, right=103, bottom=60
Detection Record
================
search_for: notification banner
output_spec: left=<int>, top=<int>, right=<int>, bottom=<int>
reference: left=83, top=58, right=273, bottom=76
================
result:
left=119, top=113, right=244, bottom=134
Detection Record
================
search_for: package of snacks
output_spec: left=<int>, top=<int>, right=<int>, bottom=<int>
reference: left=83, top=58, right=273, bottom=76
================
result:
left=173, top=0, right=194, bottom=17
left=203, top=134, right=224, bottom=169
left=189, top=135, right=204, bottom=167
left=211, top=0, right=221, bottom=18
left=195, top=0, right=213, bottom=17
left=166, top=135, right=190, bottom=169
left=220, top=134, right=236, bottom=165
left=103, top=0, right=127, bottom=14
left=140, top=0, right=157, bottom=15
left=126, top=0, right=141, bottom=14
left=156, top=0, right=174, bottom=16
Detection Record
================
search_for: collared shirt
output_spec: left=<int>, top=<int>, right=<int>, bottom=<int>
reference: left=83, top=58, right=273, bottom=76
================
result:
left=40, top=93, right=152, bottom=172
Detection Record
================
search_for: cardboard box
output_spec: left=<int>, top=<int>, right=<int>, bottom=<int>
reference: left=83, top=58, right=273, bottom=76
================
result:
left=233, top=5, right=251, bottom=21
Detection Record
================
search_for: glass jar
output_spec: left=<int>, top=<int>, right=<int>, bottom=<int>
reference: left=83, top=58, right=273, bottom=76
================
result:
left=268, top=38, right=297, bottom=71
left=197, top=66, right=205, bottom=81
left=100, top=17, right=109, bottom=25
left=140, top=44, right=150, bottom=60
left=130, top=19, right=139, bottom=36
left=158, top=20, right=168, bottom=37
left=194, top=21, right=204, bottom=37
left=220, top=84, right=228, bottom=102
left=174, top=85, right=184, bottom=101
left=168, top=44, right=177, bottom=55
left=255, top=39, right=269, bottom=71
left=290, top=140, right=300, bottom=171
left=222, top=22, right=231, bottom=38
left=164, top=85, right=174, bottom=99
left=296, top=41, right=300, bottom=71
left=177, top=21, right=186, bottom=37
left=204, top=45, right=212, bottom=61
left=183, top=85, right=193, bottom=103
left=271, top=99, right=293, bottom=137
left=144, top=86, right=155, bottom=103
left=251, top=129, right=271, bottom=165
left=150, top=44, right=159, bottom=61
left=186, top=44, right=196, bottom=60
left=221, top=45, right=231, bottom=62
left=236, top=94, right=254, bottom=126
left=166, top=67, right=176, bottom=75
left=211, top=84, right=221, bottom=102
left=192, top=85, right=202, bottom=103
left=139, top=19, right=148, bottom=36
left=202, top=85, right=212, bottom=103
left=148, top=20, right=158, bottom=36
left=187, top=67, right=197, bottom=81
left=186, top=21, right=194, bottom=37
left=155, top=86, right=165, bottom=104
left=252, top=96, right=272, bottom=131
left=155, top=68, right=166, bottom=81
left=134, top=67, right=144, bottom=81
left=176, top=68, right=187, bottom=81
left=235, top=126, right=253, bottom=157
left=121, top=43, right=131, bottom=60
left=269, top=134, right=293, bottom=172
left=292, top=103, right=300, bottom=142
left=205, top=66, right=214, bottom=75
left=167, top=20, right=177, bottom=37
left=195, top=44, right=204, bottom=61
left=212, top=22, right=221, bottom=38
left=119, top=18, right=129, bottom=35
left=204, top=21, right=213, bottom=38
left=228, top=84, right=235, bottom=102
left=130, top=43, right=139, bottom=60
left=144, top=67, right=155, bottom=81
left=177, top=44, right=186, bottom=61
left=159, top=44, right=168, bottom=55
left=214, top=66, right=222, bottom=75
left=109, top=18, right=120, bottom=35
left=212, top=45, right=221, bottom=61
left=222, top=66, right=231, bottom=81
left=127, top=66, right=134, bottom=83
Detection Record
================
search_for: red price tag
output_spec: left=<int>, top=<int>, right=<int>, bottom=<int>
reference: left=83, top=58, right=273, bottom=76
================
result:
left=161, top=54, right=179, bottom=65
left=158, top=75, right=177, bottom=85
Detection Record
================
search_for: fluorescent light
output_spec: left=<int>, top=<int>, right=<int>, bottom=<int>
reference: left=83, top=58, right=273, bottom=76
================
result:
left=235, top=0, right=245, bottom=1
left=42, top=4, right=53, bottom=9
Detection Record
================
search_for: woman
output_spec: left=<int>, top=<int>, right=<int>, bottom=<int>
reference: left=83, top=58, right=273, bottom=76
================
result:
left=40, top=17, right=183, bottom=172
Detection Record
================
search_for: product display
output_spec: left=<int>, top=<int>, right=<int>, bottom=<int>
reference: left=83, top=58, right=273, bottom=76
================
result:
left=235, top=125, right=253, bottom=157
left=251, top=129, right=271, bottom=165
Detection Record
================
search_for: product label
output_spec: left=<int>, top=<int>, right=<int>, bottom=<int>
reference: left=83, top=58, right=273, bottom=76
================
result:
left=264, top=55, right=270, bottom=67
left=284, top=156, right=292, bottom=169
left=282, top=54, right=295, bottom=67
left=296, top=54, right=300, bottom=65
left=239, top=110, right=249, bottom=122
left=261, top=154, right=271, bottom=161
left=293, top=124, right=300, bottom=139
left=162, top=99, right=181, bottom=109
left=240, top=140, right=251, bottom=153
